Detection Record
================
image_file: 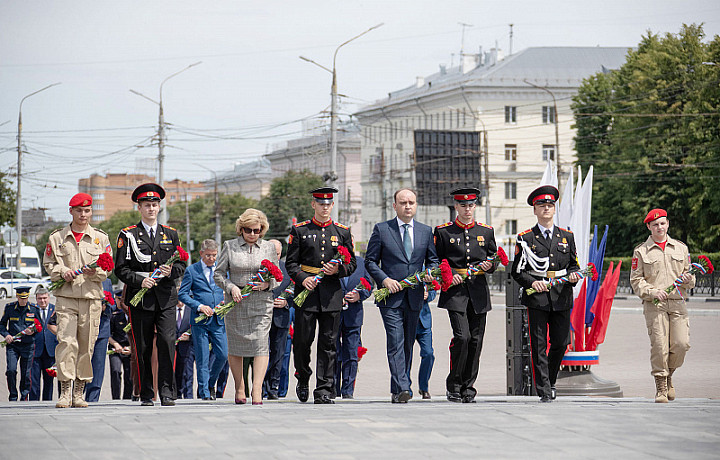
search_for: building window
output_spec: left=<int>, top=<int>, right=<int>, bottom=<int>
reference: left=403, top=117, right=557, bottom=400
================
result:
left=542, top=106, right=556, bottom=124
left=504, top=182, right=517, bottom=200
left=542, top=144, right=556, bottom=161
left=92, top=204, right=104, bottom=210
left=92, top=193, right=104, bottom=200
left=506, top=219, right=517, bottom=235
left=505, top=106, right=517, bottom=124
left=92, top=215, right=104, bottom=222
left=504, top=144, right=517, bottom=161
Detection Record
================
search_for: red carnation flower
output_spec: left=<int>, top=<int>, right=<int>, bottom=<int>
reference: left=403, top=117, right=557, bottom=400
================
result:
left=431, top=280, right=441, bottom=291
left=357, top=346, right=368, bottom=361
left=45, top=367, right=57, bottom=378
left=261, top=259, right=284, bottom=282
left=288, top=325, right=294, bottom=339
left=439, top=259, right=454, bottom=291
left=497, top=247, right=509, bottom=266
left=699, top=255, right=715, bottom=274
left=337, top=246, right=351, bottom=263
left=103, top=290, right=115, bottom=306
left=176, top=246, right=190, bottom=262
left=33, top=318, right=43, bottom=333
left=96, top=253, right=114, bottom=271
left=589, top=263, right=599, bottom=281
left=360, top=277, right=372, bottom=291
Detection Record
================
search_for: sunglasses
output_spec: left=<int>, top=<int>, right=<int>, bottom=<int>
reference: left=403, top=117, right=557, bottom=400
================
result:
left=243, top=227, right=262, bottom=235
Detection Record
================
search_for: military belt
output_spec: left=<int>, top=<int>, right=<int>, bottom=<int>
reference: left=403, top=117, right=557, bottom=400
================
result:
left=301, top=265, right=322, bottom=274
left=528, top=269, right=566, bottom=278
left=455, top=268, right=484, bottom=276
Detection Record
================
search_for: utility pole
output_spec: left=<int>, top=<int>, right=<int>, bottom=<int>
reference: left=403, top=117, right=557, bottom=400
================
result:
left=213, top=174, right=221, bottom=246
left=15, top=83, right=61, bottom=269
left=509, top=24, right=514, bottom=56
left=524, top=80, right=561, bottom=179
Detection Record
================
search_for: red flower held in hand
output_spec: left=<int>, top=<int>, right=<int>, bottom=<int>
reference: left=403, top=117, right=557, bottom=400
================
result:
left=360, top=278, right=372, bottom=291
left=96, top=253, right=114, bottom=271
left=699, top=255, right=715, bottom=274
left=33, top=318, right=43, bottom=333
left=431, top=280, right=441, bottom=291
left=337, top=246, right=351, bottom=263
left=439, top=259, right=454, bottom=291
left=497, top=247, right=509, bottom=266
left=357, top=346, right=368, bottom=361
left=261, top=259, right=284, bottom=282
left=103, top=290, right=115, bottom=306
left=588, top=263, right=599, bottom=281
left=176, top=246, right=190, bottom=262
left=45, top=367, right=57, bottom=378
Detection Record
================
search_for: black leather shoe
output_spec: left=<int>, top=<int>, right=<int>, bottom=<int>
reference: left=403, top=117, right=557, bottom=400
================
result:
left=398, top=390, right=411, bottom=403
left=540, top=395, right=552, bottom=403
left=140, top=399, right=153, bottom=406
left=266, top=392, right=279, bottom=400
left=209, top=388, right=217, bottom=400
left=160, top=397, right=175, bottom=406
left=419, top=390, right=431, bottom=400
left=550, top=386, right=557, bottom=400
left=296, top=384, right=309, bottom=403
left=461, top=395, right=476, bottom=403
left=202, top=396, right=214, bottom=401
left=314, top=395, right=335, bottom=404
left=341, top=394, right=354, bottom=399
left=446, top=392, right=462, bottom=403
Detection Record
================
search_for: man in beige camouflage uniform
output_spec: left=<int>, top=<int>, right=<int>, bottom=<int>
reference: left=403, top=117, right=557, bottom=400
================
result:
left=630, top=208, right=694, bottom=403
left=44, top=193, right=112, bottom=408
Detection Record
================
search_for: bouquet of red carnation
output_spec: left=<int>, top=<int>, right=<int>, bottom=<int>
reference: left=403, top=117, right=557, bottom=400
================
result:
left=426, top=279, right=442, bottom=292
left=45, top=365, right=57, bottom=378
left=654, top=255, right=715, bottom=305
left=2, top=318, right=42, bottom=347
left=352, top=278, right=373, bottom=294
left=375, top=259, right=454, bottom=303
left=130, top=246, right=189, bottom=307
left=358, top=346, right=368, bottom=361
left=295, top=247, right=352, bottom=308
left=526, top=263, right=598, bottom=295
left=489, top=247, right=510, bottom=267
left=102, top=290, right=115, bottom=309
left=196, top=259, right=283, bottom=322
left=49, top=252, right=114, bottom=291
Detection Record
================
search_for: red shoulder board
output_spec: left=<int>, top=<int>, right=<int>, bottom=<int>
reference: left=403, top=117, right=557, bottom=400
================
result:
left=161, top=224, right=176, bottom=231
left=518, top=229, right=532, bottom=236
left=558, top=227, right=572, bottom=234
left=478, top=222, right=493, bottom=229
left=122, top=225, right=137, bottom=231
left=436, top=222, right=453, bottom=229
left=334, top=222, right=349, bottom=230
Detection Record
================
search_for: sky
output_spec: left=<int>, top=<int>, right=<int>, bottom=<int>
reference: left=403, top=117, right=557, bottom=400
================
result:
left=1, top=0, right=718, bottom=221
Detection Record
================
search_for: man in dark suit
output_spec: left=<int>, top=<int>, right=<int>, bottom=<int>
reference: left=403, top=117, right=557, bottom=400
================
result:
left=335, top=255, right=372, bottom=399
left=115, top=183, right=186, bottom=407
left=178, top=238, right=227, bottom=401
left=30, top=286, right=57, bottom=401
left=511, top=185, right=580, bottom=402
left=108, top=289, right=133, bottom=399
left=434, top=188, right=498, bottom=403
left=286, top=187, right=357, bottom=404
left=365, top=188, right=439, bottom=403
left=174, top=301, right=194, bottom=399
left=85, top=278, right=115, bottom=402
left=263, top=239, right=293, bottom=400
left=412, top=286, right=436, bottom=399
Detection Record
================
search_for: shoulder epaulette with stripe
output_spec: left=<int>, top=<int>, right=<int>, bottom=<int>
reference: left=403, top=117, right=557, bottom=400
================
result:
left=121, top=225, right=137, bottom=232
left=436, top=221, right=453, bottom=229
left=94, top=228, right=108, bottom=236
left=558, top=227, right=572, bottom=234
left=50, top=228, right=61, bottom=236
left=518, top=229, right=532, bottom=236
left=295, top=220, right=310, bottom=227
left=334, top=222, right=349, bottom=230
left=161, top=224, right=176, bottom=231
left=478, top=222, right=493, bottom=229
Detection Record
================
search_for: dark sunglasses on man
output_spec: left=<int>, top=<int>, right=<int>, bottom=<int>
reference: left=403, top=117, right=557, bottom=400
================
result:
left=243, top=227, right=262, bottom=234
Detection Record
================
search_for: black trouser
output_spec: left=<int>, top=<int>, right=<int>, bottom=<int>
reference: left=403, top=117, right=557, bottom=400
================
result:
left=293, top=309, right=341, bottom=399
left=5, top=343, right=34, bottom=401
left=128, top=306, right=176, bottom=400
left=446, top=306, right=487, bottom=397
left=264, top=323, right=289, bottom=396
left=109, top=353, right=133, bottom=399
left=527, top=307, right=571, bottom=398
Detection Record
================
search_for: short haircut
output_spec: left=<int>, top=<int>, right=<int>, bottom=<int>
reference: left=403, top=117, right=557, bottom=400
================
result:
left=394, top=188, right=417, bottom=203
left=35, top=286, right=49, bottom=296
left=199, top=239, right=218, bottom=252
left=235, top=208, right=270, bottom=238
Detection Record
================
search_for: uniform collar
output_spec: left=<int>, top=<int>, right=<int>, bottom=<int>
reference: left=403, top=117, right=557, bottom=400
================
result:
left=454, top=218, right=475, bottom=229
left=239, top=235, right=261, bottom=248
left=61, top=224, right=95, bottom=241
left=646, top=235, right=675, bottom=249
left=312, top=217, right=333, bottom=227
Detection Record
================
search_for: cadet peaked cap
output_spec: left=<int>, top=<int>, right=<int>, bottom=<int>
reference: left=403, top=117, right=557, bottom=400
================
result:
left=69, top=193, right=93, bottom=207
left=450, top=187, right=481, bottom=203
left=132, top=183, right=165, bottom=202
left=15, top=286, right=31, bottom=298
left=527, top=185, right=559, bottom=206
left=644, top=208, right=667, bottom=224
left=310, top=186, right=338, bottom=204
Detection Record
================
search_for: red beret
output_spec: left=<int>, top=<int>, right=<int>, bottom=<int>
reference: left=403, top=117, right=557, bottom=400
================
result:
left=69, top=193, right=93, bottom=207
left=644, top=208, right=667, bottom=224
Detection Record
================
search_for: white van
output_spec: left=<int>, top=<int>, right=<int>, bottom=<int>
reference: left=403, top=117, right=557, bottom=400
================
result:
left=0, top=244, right=43, bottom=278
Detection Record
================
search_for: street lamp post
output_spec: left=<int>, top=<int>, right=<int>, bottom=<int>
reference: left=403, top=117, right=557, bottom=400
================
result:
left=524, top=80, right=560, bottom=178
left=130, top=62, right=201, bottom=225
left=15, top=82, right=61, bottom=269
left=300, top=23, right=383, bottom=221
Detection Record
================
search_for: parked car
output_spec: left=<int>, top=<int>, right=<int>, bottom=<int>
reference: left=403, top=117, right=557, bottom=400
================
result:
left=0, top=244, right=43, bottom=278
left=0, top=269, right=48, bottom=299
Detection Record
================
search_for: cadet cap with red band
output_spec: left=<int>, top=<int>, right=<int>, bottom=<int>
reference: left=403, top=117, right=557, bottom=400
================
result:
left=643, top=208, right=667, bottom=224
left=310, top=186, right=338, bottom=204
left=450, top=187, right=481, bottom=204
left=132, top=183, right=165, bottom=203
left=69, top=193, right=93, bottom=207
left=527, top=185, right=559, bottom=206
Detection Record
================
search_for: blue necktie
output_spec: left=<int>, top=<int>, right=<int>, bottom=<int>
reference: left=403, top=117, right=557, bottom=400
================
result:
left=402, top=224, right=412, bottom=259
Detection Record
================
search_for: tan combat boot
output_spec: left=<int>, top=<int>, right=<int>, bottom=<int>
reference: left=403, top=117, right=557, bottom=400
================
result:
left=72, top=379, right=88, bottom=408
left=56, top=380, right=72, bottom=408
left=667, top=368, right=676, bottom=401
left=654, top=375, right=668, bottom=403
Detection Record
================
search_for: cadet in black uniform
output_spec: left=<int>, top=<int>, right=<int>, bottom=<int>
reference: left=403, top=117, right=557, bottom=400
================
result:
left=0, top=287, right=39, bottom=401
left=433, top=188, right=497, bottom=403
left=285, top=187, right=356, bottom=404
left=115, top=183, right=186, bottom=406
left=511, top=185, right=580, bottom=402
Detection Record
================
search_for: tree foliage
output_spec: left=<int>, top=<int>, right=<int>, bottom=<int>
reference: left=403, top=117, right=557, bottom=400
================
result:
left=258, top=170, right=325, bottom=240
left=0, top=172, right=16, bottom=227
left=573, top=24, right=720, bottom=256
